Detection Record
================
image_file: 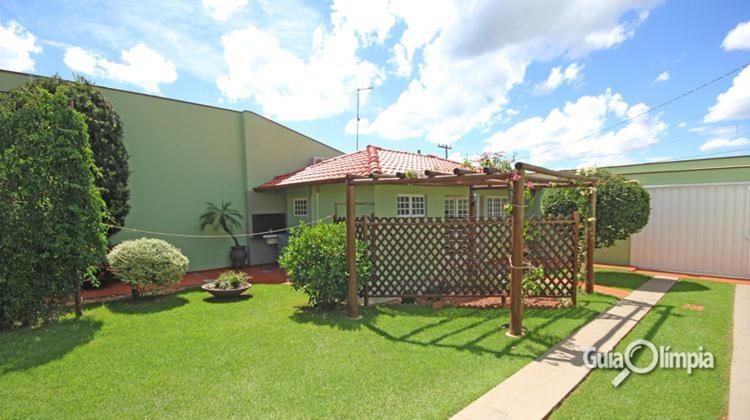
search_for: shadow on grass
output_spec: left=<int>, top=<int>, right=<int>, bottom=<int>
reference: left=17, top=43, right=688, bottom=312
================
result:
left=595, top=272, right=652, bottom=291
left=106, top=294, right=189, bottom=315
left=596, top=271, right=710, bottom=293
left=0, top=318, right=102, bottom=375
left=291, top=296, right=611, bottom=358
left=203, top=294, right=253, bottom=304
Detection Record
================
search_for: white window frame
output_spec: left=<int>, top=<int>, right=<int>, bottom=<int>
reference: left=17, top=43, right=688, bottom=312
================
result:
left=444, top=196, right=469, bottom=219
left=292, top=198, right=308, bottom=217
left=486, top=196, right=508, bottom=219
left=397, top=194, right=426, bottom=217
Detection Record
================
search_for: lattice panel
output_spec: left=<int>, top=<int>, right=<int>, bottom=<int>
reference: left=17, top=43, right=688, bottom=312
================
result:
left=525, top=216, right=578, bottom=297
left=357, top=217, right=513, bottom=297
left=354, top=214, right=577, bottom=299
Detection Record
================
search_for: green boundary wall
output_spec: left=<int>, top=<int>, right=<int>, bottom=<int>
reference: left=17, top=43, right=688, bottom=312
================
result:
left=596, top=155, right=750, bottom=265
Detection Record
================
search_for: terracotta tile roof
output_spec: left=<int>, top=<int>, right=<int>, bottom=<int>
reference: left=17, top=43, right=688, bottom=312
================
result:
left=256, top=145, right=466, bottom=190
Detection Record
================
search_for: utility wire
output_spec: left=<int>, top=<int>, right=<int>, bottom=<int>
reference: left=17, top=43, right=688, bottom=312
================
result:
left=105, top=214, right=334, bottom=239
left=533, top=61, right=750, bottom=157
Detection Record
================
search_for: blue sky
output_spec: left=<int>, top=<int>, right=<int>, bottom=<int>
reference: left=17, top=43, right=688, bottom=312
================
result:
left=1, top=0, right=750, bottom=168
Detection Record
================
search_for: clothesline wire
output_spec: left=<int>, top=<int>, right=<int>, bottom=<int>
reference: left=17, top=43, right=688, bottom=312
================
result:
left=104, top=214, right=334, bottom=239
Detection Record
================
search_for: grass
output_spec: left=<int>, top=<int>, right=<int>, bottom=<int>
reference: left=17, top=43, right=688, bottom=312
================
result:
left=594, top=269, right=651, bottom=291
left=0, top=285, right=617, bottom=418
left=552, top=278, right=735, bottom=419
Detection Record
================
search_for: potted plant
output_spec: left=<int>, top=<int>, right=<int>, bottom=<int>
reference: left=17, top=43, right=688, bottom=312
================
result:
left=200, top=201, right=247, bottom=268
left=201, top=271, right=253, bottom=298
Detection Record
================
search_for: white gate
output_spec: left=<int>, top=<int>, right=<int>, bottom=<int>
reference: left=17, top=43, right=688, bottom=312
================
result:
left=630, top=182, right=750, bottom=279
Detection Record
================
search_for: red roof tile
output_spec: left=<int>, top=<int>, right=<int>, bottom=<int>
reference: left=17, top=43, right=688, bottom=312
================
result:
left=255, top=145, right=466, bottom=190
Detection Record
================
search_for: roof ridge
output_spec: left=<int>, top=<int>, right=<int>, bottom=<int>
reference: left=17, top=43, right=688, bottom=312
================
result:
left=367, top=144, right=462, bottom=165
left=366, top=145, right=382, bottom=174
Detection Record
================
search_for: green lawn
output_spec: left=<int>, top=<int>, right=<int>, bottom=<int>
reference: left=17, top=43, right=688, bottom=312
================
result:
left=552, top=278, right=735, bottom=419
left=594, top=269, right=652, bottom=291
left=0, top=285, right=617, bottom=418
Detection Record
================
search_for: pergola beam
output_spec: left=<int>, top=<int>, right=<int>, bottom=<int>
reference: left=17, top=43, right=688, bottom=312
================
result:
left=516, top=162, right=598, bottom=182
left=350, top=172, right=511, bottom=186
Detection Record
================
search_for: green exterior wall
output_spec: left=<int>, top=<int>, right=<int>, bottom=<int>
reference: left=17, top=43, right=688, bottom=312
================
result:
left=0, top=70, right=339, bottom=270
left=595, top=155, right=750, bottom=266
left=281, top=184, right=511, bottom=222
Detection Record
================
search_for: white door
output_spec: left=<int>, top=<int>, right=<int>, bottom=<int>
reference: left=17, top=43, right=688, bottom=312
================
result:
left=630, top=183, right=750, bottom=279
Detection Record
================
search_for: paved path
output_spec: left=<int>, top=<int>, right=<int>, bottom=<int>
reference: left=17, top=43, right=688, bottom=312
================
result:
left=729, top=284, right=750, bottom=420
left=452, top=276, right=677, bottom=420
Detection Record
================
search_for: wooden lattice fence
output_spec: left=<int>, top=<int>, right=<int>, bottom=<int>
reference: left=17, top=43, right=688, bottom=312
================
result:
left=355, top=214, right=579, bottom=303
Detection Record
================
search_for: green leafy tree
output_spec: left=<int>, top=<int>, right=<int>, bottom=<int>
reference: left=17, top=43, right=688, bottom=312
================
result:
left=0, top=86, right=107, bottom=328
left=541, top=168, right=651, bottom=248
left=22, top=75, right=130, bottom=235
left=199, top=201, right=244, bottom=246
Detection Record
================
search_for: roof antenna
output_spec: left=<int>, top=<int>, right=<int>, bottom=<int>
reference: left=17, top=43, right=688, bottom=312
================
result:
left=356, top=86, right=374, bottom=151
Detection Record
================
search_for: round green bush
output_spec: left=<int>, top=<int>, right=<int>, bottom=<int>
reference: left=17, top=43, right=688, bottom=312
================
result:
left=279, top=223, right=370, bottom=308
left=542, top=168, right=651, bottom=249
left=0, top=87, right=107, bottom=328
left=107, top=238, right=189, bottom=298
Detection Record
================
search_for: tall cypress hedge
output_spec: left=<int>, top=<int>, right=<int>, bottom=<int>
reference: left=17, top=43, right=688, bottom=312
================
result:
left=23, top=76, right=129, bottom=235
left=0, top=87, right=107, bottom=328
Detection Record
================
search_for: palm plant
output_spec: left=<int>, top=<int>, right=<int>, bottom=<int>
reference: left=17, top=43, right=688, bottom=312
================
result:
left=199, top=201, right=244, bottom=246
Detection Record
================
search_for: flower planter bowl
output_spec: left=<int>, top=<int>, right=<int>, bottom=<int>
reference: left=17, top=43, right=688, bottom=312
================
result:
left=201, top=283, right=252, bottom=298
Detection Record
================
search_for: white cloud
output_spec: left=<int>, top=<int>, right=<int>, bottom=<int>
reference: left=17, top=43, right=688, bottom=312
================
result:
left=700, top=137, right=750, bottom=151
left=364, top=0, right=658, bottom=143
left=216, top=0, right=387, bottom=121
left=722, top=21, right=750, bottom=51
left=704, top=66, right=750, bottom=122
left=201, top=0, right=248, bottom=22
left=63, top=44, right=177, bottom=93
left=484, top=89, right=668, bottom=167
left=677, top=122, right=687, bottom=128
left=0, top=20, right=41, bottom=72
left=533, top=62, right=584, bottom=95
left=654, top=70, right=670, bottom=83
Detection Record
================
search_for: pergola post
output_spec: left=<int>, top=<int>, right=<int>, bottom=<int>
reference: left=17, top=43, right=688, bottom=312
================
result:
left=468, top=186, right=476, bottom=219
left=345, top=177, right=361, bottom=318
left=585, top=187, right=597, bottom=294
left=509, top=167, right=525, bottom=336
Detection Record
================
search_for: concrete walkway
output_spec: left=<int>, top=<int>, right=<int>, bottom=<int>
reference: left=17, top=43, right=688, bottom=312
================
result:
left=729, top=284, right=750, bottom=420
left=453, top=276, right=677, bottom=420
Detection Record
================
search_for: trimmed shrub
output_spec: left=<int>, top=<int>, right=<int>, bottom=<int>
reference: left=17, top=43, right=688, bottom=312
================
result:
left=0, top=87, right=107, bottom=328
left=542, top=168, right=651, bottom=249
left=23, top=76, right=130, bottom=236
left=279, top=223, right=370, bottom=308
left=107, top=238, right=189, bottom=299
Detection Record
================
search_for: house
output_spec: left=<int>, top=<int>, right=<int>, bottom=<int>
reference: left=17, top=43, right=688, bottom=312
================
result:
left=597, top=155, right=750, bottom=279
left=254, top=144, right=512, bottom=226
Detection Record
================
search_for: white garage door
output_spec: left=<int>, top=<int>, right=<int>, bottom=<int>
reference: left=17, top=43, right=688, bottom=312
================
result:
left=630, top=182, right=750, bottom=279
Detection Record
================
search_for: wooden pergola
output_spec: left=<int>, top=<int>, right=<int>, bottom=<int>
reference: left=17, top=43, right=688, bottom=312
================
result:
left=344, top=162, right=598, bottom=336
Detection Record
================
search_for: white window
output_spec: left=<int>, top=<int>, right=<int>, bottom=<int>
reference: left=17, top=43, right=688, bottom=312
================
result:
left=486, top=196, right=508, bottom=219
left=397, top=195, right=425, bottom=217
left=293, top=198, right=308, bottom=217
left=444, top=197, right=469, bottom=219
